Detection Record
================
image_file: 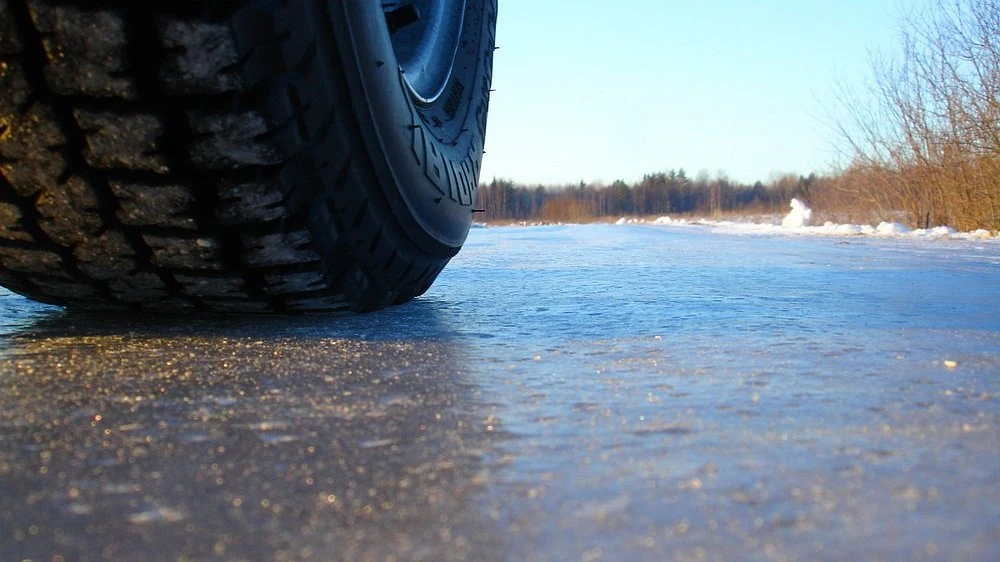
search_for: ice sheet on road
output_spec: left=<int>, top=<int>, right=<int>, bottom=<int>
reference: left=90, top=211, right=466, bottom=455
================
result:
left=1, top=220, right=997, bottom=561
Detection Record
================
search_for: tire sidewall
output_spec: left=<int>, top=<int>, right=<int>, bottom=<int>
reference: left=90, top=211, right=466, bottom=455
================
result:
left=335, top=0, right=495, bottom=254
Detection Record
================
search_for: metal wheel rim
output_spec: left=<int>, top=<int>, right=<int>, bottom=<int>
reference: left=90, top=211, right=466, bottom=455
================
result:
left=385, top=0, right=466, bottom=105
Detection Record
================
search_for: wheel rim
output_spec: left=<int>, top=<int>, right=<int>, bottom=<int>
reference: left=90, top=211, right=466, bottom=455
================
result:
left=384, top=0, right=466, bottom=105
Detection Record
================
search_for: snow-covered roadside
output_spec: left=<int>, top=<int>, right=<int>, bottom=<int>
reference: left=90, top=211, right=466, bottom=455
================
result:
left=616, top=199, right=996, bottom=241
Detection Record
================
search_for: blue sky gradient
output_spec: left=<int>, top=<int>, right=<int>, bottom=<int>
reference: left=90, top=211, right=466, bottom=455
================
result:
left=479, top=0, right=909, bottom=185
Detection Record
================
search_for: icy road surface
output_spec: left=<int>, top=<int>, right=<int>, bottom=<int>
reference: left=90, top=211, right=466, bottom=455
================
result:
left=1, top=223, right=998, bottom=562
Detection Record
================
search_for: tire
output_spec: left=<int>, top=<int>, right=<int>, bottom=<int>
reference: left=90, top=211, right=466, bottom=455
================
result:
left=0, top=0, right=495, bottom=313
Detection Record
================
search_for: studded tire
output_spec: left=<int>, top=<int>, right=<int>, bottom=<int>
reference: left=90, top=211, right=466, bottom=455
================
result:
left=0, top=0, right=495, bottom=313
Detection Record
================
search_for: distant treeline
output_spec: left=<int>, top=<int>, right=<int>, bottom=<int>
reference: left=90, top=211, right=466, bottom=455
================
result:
left=476, top=171, right=820, bottom=222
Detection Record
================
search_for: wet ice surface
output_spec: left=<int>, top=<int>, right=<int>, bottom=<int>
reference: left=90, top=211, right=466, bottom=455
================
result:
left=1, top=224, right=998, bottom=561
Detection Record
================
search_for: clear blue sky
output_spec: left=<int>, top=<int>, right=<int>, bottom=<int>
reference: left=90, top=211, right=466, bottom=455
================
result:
left=479, top=0, right=907, bottom=186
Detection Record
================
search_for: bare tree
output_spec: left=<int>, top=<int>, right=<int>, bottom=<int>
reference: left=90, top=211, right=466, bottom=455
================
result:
left=835, top=0, right=1000, bottom=230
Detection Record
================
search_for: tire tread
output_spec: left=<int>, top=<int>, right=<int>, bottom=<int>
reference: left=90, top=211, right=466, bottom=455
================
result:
left=0, top=0, right=464, bottom=312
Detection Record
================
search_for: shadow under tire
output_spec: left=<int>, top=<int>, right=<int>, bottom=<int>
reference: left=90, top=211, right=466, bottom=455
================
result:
left=0, top=0, right=495, bottom=313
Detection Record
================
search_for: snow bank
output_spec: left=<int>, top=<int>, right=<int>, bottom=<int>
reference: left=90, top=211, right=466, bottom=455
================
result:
left=876, top=222, right=910, bottom=235
left=653, top=216, right=688, bottom=226
left=626, top=200, right=996, bottom=240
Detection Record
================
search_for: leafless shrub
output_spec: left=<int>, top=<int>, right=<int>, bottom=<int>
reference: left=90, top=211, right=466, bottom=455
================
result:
left=834, top=0, right=1000, bottom=230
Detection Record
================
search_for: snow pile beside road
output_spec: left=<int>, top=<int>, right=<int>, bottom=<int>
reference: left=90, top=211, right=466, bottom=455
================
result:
left=630, top=200, right=995, bottom=240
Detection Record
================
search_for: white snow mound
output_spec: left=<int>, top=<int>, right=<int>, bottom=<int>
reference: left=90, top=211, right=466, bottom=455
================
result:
left=782, top=198, right=813, bottom=228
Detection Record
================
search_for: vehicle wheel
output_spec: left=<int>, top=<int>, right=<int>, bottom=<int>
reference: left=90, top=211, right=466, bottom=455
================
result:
left=0, top=0, right=495, bottom=312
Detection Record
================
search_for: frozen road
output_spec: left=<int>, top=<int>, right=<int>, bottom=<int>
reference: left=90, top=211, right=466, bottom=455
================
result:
left=1, top=223, right=998, bottom=561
